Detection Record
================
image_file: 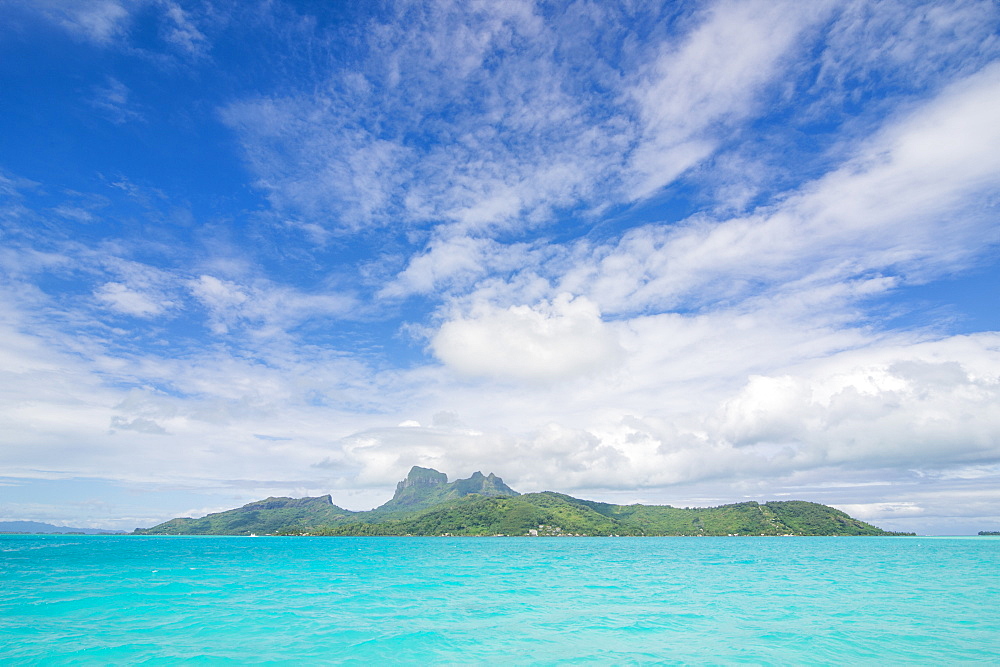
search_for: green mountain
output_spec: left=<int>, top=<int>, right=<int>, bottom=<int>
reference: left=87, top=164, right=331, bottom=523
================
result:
left=135, top=467, right=519, bottom=536
left=315, top=493, right=904, bottom=537
left=135, top=467, right=912, bottom=537
left=134, top=495, right=355, bottom=535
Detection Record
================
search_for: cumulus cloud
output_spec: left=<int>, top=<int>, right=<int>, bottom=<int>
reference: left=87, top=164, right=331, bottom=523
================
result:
left=717, top=335, right=1000, bottom=466
left=432, top=294, right=623, bottom=382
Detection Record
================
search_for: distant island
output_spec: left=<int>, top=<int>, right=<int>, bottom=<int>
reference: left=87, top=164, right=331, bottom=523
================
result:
left=135, top=466, right=914, bottom=537
left=978, top=531, right=1000, bottom=536
left=0, top=520, right=125, bottom=535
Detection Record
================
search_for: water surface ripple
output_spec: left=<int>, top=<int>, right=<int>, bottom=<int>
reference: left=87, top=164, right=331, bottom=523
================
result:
left=1, top=535, right=997, bottom=664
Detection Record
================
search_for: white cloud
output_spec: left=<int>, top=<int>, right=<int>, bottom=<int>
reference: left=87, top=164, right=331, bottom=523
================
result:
left=432, top=294, right=623, bottom=382
left=381, top=235, right=493, bottom=298
left=216, top=0, right=1000, bottom=253
left=159, top=1, right=208, bottom=57
left=188, top=274, right=248, bottom=333
left=219, top=0, right=632, bottom=234
left=0, top=299, right=382, bottom=490
left=90, top=77, right=143, bottom=124
left=34, top=0, right=132, bottom=45
left=188, top=274, right=353, bottom=337
left=717, top=334, right=1000, bottom=466
left=8, top=0, right=215, bottom=60
left=220, top=96, right=411, bottom=229
left=626, top=0, right=829, bottom=199
left=109, top=415, right=168, bottom=435
left=816, top=0, right=1000, bottom=99
left=95, top=282, right=171, bottom=317
left=51, top=205, right=97, bottom=223
left=556, top=60, right=1000, bottom=317
left=380, top=234, right=539, bottom=298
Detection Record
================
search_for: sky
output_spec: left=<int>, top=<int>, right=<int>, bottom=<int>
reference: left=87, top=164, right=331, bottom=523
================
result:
left=1, top=0, right=998, bottom=535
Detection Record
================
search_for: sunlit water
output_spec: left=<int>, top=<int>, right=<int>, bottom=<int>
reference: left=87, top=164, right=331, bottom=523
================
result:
left=1, top=535, right=997, bottom=664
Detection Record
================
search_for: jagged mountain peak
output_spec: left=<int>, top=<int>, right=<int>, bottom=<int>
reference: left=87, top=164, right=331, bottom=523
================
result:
left=396, top=466, right=448, bottom=493
left=380, top=466, right=519, bottom=511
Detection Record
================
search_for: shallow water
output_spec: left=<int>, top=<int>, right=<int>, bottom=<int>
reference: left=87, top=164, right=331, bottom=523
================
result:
left=1, top=535, right=997, bottom=664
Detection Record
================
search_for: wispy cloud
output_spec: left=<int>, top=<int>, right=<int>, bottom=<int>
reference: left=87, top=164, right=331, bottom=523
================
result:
left=221, top=1, right=631, bottom=233
left=546, top=61, right=1000, bottom=318
left=815, top=0, right=1000, bottom=100
left=10, top=0, right=213, bottom=60
left=159, top=0, right=209, bottom=57
left=90, top=77, right=144, bottom=124
left=625, top=0, right=831, bottom=199
left=187, top=274, right=356, bottom=337
left=28, top=0, right=133, bottom=45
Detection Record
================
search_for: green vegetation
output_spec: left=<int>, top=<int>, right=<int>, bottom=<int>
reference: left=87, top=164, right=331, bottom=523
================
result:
left=979, top=531, right=1000, bottom=536
left=316, top=493, right=906, bottom=537
left=135, top=466, right=914, bottom=537
left=133, top=495, right=355, bottom=536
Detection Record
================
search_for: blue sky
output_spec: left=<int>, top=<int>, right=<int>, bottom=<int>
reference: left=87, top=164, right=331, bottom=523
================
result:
left=1, top=0, right=998, bottom=534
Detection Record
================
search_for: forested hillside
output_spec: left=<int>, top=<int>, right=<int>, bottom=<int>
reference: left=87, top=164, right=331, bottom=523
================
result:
left=136, top=467, right=912, bottom=537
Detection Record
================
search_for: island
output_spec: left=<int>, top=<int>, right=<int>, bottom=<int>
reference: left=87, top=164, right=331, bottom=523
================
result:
left=134, top=466, right=915, bottom=537
left=0, top=521, right=125, bottom=535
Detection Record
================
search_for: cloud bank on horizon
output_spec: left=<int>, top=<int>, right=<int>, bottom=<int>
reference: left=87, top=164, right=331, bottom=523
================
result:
left=0, top=0, right=998, bottom=533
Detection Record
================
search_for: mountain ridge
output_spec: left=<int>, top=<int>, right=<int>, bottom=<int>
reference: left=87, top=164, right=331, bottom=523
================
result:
left=134, top=467, right=913, bottom=537
left=0, top=520, right=126, bottom=535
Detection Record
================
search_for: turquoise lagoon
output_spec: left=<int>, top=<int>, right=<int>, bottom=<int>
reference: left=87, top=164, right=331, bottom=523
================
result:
left=1, top=535, right=997, bottom=664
